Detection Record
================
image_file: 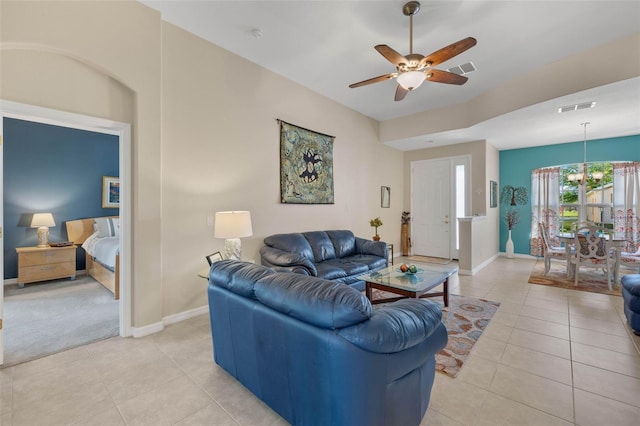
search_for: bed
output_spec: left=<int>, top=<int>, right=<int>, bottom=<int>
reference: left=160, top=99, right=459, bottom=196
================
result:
left=66, top=216, right=120, bottom=299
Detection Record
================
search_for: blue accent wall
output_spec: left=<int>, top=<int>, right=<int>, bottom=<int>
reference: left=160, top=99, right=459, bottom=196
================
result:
left=3, top=118, right=119, bottom=279
left=499, top=134, right=640, bottom=255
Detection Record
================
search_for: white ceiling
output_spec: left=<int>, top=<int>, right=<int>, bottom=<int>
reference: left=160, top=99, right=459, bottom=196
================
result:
left=140, top=0, right=640, bottom=151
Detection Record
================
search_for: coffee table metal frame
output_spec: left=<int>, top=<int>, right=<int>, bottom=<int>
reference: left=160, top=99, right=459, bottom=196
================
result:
left=361, top=264, right=456, bottom=307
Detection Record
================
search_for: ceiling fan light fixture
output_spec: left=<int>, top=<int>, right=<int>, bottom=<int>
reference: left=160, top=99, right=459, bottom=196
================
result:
left=397, top=71, right=426, bottom=90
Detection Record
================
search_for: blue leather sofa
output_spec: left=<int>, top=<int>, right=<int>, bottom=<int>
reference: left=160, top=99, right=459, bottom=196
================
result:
left=260, top=230, right=388, bottom=291
left=621, top=274, right=640, bottom=335
left=208, top=260, right=448, bottom=426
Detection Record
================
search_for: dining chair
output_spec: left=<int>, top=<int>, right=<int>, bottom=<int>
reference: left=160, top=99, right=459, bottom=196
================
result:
left=539, top=222, right=570, bottom=274
left=571, top=224, right=615, bottom=290
left=619, top=246, right=640, bottom=274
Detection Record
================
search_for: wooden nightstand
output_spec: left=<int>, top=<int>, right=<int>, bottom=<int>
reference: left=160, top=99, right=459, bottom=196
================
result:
left=16, top=246, right=77, bottom=287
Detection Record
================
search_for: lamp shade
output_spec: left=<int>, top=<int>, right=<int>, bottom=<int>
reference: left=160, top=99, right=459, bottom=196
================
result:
left=31, top=213, right=55, bottom=228
left=397, top=71, right=426, bottom=91
left=214, top=211, right=253, bottom=239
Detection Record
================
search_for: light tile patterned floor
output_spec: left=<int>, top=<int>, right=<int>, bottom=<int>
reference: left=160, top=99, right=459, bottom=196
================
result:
left=1, top=256, right=639, bottom=425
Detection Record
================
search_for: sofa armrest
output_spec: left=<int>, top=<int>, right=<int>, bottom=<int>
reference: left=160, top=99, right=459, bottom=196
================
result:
left=260, top=246, right=318, bottom=276
left=338, top=299, right=444, bottom=353
left=355, top=237, right=388, bottom=259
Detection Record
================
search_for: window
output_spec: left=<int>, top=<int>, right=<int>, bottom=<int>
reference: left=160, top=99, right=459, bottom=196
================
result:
left=559, top=162, right=613, bottom=231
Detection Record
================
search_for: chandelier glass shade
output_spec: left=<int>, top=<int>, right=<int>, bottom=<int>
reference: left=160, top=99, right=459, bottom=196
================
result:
left=396, top=71, right=426, bottom=90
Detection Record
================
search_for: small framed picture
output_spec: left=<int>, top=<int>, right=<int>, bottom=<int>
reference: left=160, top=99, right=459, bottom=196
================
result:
left=490, top=180, right=498, bottom=208
left=381, top=186, right=391, bottom=208
left=102, top=176, right=120, bottom=208
left=206, top=251, right=223, bottom=266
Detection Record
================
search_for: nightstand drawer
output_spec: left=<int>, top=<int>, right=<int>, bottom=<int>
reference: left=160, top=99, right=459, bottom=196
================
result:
left=18, top=248, right=75, bottom=266
left=18, top=262, right=75, bottom=283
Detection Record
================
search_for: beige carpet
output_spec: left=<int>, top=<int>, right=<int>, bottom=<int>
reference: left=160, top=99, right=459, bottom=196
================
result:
left=408, top=255, right=452, bottom=265
left=528, top=259, right=627, bottom=296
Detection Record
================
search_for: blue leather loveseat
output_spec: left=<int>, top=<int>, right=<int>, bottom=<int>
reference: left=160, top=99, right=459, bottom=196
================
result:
left=208, top=260, right=448, bottom=426
left=259, top=230, right=388, bottom=291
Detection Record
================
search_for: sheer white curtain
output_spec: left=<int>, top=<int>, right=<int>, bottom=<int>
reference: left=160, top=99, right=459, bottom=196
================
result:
left=531, top=167, right=560, bottom=256
left=613, top=162, right=640, bottom=253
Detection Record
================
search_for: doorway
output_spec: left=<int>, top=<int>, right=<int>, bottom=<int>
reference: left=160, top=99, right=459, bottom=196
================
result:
left=411, top=156, right=470, bottom=259
left=0, top=100, right=132, bottom=365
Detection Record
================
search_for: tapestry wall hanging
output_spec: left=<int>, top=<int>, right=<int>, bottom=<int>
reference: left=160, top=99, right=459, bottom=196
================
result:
left=279, top=120, right=335, bottom=204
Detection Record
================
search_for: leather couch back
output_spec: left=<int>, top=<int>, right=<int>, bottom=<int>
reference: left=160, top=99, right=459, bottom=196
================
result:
left=264, top=230, right=357, bottom=263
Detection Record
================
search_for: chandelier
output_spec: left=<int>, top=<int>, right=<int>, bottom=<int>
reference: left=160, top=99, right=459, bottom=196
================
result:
left=567, top=122, right=604, bottom=185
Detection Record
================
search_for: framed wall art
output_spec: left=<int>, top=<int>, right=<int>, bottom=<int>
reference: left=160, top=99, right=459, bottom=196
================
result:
left=279, top=120, right=335, bottom=204
left=102, top=176, right=120, bottom=208
left=381, top=186, right=390, bottom=208
left=490, top=180, right=498, bottom=208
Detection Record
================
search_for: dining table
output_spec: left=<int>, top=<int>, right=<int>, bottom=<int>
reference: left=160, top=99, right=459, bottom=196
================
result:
left=557, top=231, right=628, bottom=284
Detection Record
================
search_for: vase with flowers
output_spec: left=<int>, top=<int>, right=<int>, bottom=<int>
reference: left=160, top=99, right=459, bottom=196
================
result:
left=370, top=217, right=383, bottom=241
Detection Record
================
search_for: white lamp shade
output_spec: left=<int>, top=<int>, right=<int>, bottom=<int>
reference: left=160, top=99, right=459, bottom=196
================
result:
left=214, top=211, right=253, bottom=238
left=397, top=71, right=426, bottom=90
left=31, top=213, right=55, bottom=228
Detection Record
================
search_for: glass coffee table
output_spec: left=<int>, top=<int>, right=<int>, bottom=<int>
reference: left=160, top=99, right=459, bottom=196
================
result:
left=360, top=263, right=457, bottom=307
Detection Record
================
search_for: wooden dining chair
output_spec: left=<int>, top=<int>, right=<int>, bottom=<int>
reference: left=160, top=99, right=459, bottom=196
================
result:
left=539, top=222, right=570, bottom=274
left=619, top=246, right=640, bottom=274
left=571, top=224, right=615, bottom=290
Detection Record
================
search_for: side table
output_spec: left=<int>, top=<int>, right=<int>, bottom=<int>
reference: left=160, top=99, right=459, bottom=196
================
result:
left=387, top=243, right=394, bottom=265
left=16, top=245, right=77, bottom=287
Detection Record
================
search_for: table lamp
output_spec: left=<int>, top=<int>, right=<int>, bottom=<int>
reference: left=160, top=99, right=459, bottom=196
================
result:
left=31, top=213, right=56, bottom=248
left=214, top=211, right=253, bottom=260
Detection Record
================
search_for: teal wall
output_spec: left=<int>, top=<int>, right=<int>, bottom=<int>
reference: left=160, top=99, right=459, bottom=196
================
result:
left=499, top=134, right=640, bottom=254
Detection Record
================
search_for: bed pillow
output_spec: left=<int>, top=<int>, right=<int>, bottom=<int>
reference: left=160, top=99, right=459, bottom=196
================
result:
left=94, top=217, right=120, bottom=238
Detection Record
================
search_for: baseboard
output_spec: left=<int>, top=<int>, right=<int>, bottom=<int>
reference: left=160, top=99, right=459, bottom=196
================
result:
left=501, top=252, right=538, bottom=260
left=130, top=304, right=209, bottom=338
left=459, top=253, right=501, bottom=276
left=163, top=305, right=209, bottom=326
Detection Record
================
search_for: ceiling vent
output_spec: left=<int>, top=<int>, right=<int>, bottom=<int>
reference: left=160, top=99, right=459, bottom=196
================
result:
left=447, top=61, right=476, bottom=75
left=558, top=101, right=596, bottom=113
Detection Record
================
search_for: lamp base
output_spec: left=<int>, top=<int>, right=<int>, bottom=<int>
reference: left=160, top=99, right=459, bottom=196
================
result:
left=224, top=238, right=242, bottom=261
left=36, top=226, right=50, bottom=248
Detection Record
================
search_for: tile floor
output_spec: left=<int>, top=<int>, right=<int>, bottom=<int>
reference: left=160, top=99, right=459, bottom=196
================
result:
left=1, top=256, right=639, bottom=425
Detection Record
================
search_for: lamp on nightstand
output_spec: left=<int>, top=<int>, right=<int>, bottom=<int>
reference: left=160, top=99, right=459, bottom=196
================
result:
left=31, top=213, right=56, bottom=248
left=214, top=211, right=253, bottom=260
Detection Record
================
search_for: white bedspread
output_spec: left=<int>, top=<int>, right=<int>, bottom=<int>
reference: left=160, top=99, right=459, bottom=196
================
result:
left=82, top=233, right=119, bottom=269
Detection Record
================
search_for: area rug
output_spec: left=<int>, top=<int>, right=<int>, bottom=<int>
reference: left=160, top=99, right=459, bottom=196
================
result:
left=408, top=255, right=453, bottom=265
left=528, top=260, right=624, bottom=296
left=370, top=290, right=499, bottom=378
left=2, top=276, right=119, bottom=367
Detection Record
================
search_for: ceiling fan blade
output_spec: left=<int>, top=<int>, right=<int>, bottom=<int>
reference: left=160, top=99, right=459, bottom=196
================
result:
left=421, top=37, right=477, bottom=68
left=349, top=73, right=396, bottom=88
left=426, top=69, right=469, bottom=85
left=395, top=85, right=409, bottom=101
left=375, top=45, right=407, bottom=67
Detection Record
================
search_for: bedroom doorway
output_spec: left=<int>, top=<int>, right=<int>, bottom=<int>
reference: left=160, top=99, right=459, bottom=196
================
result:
left=0, top=100, right=132, bottom=365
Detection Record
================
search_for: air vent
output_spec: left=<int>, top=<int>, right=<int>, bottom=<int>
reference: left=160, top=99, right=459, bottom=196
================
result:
left=558, top=101, right=596, bottom=113
left=447, top=61, right=476, bottom=75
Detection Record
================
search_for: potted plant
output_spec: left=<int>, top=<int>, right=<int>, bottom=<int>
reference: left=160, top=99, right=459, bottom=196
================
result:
left=370, top=217, right=383, bottom=241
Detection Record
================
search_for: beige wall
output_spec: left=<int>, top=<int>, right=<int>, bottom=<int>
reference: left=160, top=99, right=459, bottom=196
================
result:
left=1, top=1, right=404, bottom=325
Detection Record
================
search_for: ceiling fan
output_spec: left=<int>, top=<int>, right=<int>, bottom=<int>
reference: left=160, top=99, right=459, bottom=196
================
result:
left=349, top=1, right=477, bottom=101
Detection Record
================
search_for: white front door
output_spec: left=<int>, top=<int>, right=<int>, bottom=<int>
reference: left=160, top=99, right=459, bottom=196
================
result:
left=412, top=158, right=451, bottom=259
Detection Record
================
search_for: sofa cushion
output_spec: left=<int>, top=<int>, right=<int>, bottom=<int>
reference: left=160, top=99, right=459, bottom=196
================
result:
left=322, top=258, right=369, bottom=276
left=621, top=274, right=640, bottom=297
left=345, top=254, right=388, bottom=271
left=326, top=230, right=357, bottom=258
left=255, top=273, right=371, bottom=329
left=303, top=231, right=336, bottom=262
left=264, top=233, right=314, bottom=262
left=338, top=299, right=443, bottom=353
left=315, top=262, right=349, bottom=281
left=209, top=260, right=275, bottom=299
